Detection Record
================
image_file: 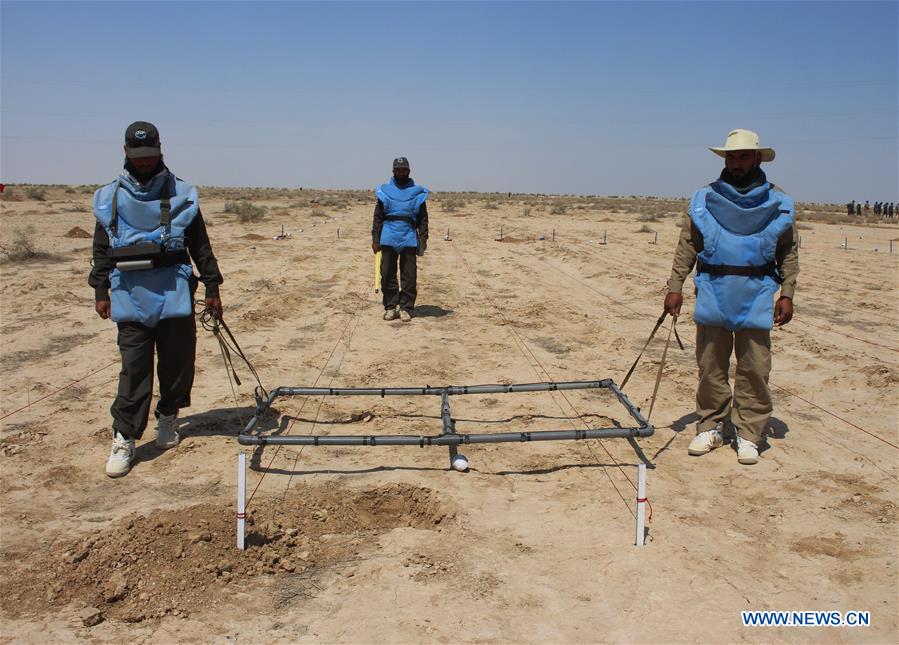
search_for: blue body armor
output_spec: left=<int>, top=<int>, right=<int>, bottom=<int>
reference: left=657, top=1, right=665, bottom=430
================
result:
left=376, top=179, right=429, bottom=250
left=93, top=171, right=199, bottom=327
left=690, top=181, right=794, bottom=331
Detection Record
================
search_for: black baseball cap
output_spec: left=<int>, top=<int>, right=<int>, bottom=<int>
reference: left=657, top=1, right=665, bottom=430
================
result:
left=392, top=156, right=410, bottom=170
left=124, top=121, right=161, bottom=158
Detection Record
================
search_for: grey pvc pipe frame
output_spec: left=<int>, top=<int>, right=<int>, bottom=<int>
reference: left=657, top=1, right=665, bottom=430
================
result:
left=238, top=380, right=653, bottom=468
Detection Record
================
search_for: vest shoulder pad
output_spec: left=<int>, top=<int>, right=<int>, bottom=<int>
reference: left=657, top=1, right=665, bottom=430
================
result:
left=690, top=186, right=713, bottom=213
left=93, top=179, right=120, bottom=226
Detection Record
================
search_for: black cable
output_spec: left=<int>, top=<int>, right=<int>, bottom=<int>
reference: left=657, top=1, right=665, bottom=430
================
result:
left=196, top=299, right=268, bottom=400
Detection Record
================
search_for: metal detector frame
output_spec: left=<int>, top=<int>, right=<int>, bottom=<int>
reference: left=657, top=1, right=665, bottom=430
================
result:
left=238, top=379, right=653, bottom=468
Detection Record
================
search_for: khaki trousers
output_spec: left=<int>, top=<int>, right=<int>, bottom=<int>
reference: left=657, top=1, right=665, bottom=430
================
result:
left=695, top=325, right=772, bottom=445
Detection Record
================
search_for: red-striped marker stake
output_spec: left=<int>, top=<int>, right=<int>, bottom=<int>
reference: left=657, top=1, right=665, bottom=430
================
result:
left=237, top=452, right=246, bottom=550
left=636, top=463, right=647, bottom=547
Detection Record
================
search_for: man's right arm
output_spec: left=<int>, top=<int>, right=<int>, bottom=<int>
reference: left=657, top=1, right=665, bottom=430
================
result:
left=371, top=200, right=384, bottom=253
left=88, top=222, right=112, bottom=318
left=666, top=213, right=702, bottom=293
left=663, top=213, right=702, bottom=316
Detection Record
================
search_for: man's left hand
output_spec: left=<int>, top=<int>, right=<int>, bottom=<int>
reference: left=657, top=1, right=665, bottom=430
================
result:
left=774, top=296, right=793, bottom=326
left=206, top=296, right=224, bottom=320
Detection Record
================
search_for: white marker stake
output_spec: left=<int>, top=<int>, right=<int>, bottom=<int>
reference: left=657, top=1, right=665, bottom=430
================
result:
left=635, top=463, right=646, bottom=547
left=237, top=452, right=246, bottom=550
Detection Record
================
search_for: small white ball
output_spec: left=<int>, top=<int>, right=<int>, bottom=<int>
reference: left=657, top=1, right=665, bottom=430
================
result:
left=452, top=455, right=469, bottom=472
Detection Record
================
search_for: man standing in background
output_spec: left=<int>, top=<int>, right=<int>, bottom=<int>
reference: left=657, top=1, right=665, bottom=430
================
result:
left=371, top=157, right=429, bottom=322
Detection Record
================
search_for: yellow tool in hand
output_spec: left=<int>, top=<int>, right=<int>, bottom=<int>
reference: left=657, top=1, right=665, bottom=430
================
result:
left=373, top=250, right=381, bottom=292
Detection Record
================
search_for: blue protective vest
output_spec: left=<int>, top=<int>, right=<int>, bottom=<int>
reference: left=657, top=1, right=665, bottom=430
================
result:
left=93, top=171, right=199, bottom=327
left=376, top=179, right=429, bottom=250
left=690, top=181, right=794, bottom=331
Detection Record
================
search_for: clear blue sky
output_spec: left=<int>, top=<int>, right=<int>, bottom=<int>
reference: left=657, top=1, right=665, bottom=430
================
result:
left=2, top=1, right=896, bottom=202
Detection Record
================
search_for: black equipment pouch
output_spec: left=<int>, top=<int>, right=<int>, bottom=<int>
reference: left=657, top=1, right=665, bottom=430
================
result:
left=108, top=242, right=190, bottom=271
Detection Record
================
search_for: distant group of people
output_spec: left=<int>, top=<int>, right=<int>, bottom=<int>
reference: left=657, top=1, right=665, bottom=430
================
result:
left=846, top=200, right=895, bottom=217
left=91, top=122, right=796, bottom=477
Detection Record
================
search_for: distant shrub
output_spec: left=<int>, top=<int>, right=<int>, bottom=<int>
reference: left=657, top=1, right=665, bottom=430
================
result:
left=2, top=226, right=43, bottom=261
left=549, top=204, right=567, bottom=215
left=484, top=201, right=499, bottom=210
left=638, top=212, right=662, bottom=222
left=636, top=224, right=654, bottom=233
left=225, top=200, right=266, bottom=222
left=318, top=196, right=348, bottom=209
left=25, top=186, right=46, bottom=201
left=442, top=199, right=465, bottom=212
left=311, top=209, right=327, bottom=218
left=521, top=207, right=532, bottom=217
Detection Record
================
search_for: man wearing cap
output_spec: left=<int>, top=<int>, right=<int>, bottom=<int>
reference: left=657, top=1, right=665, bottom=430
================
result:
left=371, top=157, right=429, bottom=322
left=89, top=121, right=224, bottom=478
left=663, top=129, right=799, bottom=465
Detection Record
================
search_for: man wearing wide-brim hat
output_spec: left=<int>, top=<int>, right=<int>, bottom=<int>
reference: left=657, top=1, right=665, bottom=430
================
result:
left=663, top=129, right=799, bottom=465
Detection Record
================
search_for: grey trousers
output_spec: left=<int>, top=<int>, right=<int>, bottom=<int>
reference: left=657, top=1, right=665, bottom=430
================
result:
left=694, top=325, right=772, bottom=445
left=111, top=316, right=196, bottom=440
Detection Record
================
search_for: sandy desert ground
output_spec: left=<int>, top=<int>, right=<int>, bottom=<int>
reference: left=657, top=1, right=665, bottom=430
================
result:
left=0, top=185, right=897, bottom=643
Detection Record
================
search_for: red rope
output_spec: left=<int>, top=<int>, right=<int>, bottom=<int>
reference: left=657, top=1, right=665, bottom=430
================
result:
left=771, top=383, right=899, bottom=450
left=245, top=312, right=360, bottom=508
left=0, top=360, right=118, bottom=421
left=454, top=247, right=645, bottom=521
left=797, top=318, right=899, bottom=353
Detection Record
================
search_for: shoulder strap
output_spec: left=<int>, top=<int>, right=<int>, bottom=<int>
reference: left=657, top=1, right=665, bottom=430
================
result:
left=109, top=178, right=122, bottom=234
left=160, top=174, right=171, bottom=227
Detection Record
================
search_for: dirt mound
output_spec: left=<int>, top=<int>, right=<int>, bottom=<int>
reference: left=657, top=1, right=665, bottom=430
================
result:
left=862, top=364, right=898, bottom=388
left=63, top=226, right=92, bottom=238
left=4, top=482, right=452, bottom=625
left=242, top=233, right=267, bottom=240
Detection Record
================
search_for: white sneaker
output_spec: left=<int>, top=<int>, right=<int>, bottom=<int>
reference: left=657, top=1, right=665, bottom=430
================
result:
left=399, top=309, right=412, bottom=322
left=106, top=432, right=135, bottom=478
left=383, top=308, right=399, bottom=321
left=155, top=412, right=180, bottom=449
left=736, top=436, right=759, bottom=465
left=688, top=423, right=725, bottom=456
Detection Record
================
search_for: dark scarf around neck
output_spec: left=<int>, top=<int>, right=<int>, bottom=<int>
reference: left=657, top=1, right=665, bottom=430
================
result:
left=124, top=157, right=167, bottom=185
left=719, top=166, right=767, bottom=193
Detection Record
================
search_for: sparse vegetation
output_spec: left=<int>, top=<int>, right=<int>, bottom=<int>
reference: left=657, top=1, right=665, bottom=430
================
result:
left=638, top=212, right=662, bottom=222
left=521, top=207, right=532, bottom=217
left=549, top=204, right=567, bottom=215
left=2, top=225, right=45, bottom=262
left=25, top=186, right=46, bottom=201
left=442, top=199, right=465, bottom=212
left=225, top=200, right=266, bottom=222
left=484, top=201, right=499, bottom=210
left=636, top=224, right=655, bottom=233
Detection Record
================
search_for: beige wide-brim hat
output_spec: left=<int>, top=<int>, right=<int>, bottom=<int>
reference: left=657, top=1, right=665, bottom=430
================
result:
left=709, top=129, right=775, bottom=162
